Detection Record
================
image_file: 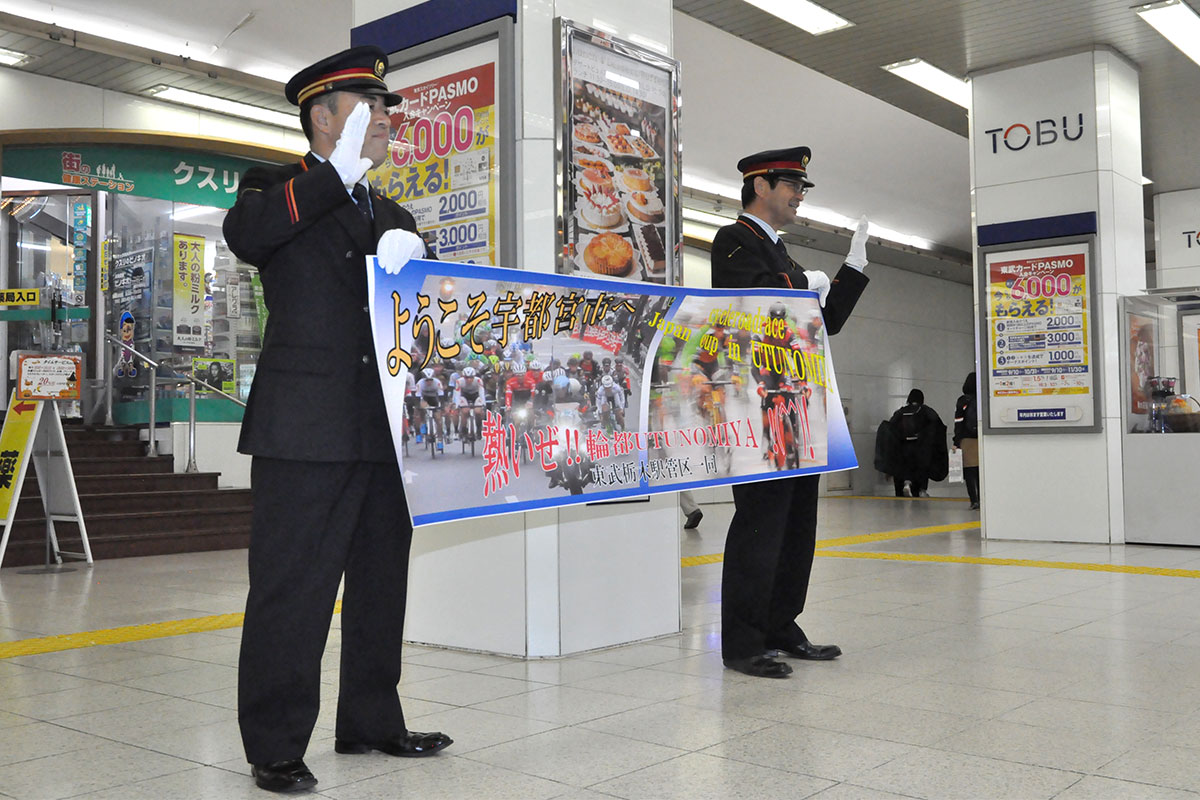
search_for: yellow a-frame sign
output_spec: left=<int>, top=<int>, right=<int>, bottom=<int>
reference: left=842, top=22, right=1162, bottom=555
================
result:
left=0, top=390, right=91, bottom=570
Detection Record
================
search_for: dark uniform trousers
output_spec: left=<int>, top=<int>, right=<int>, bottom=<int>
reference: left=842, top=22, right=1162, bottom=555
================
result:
left=722, top=475, right=821, bottom=659
left=711, top=215, right=868, bottom=661
left=223, top=153, right=431, bottom=764
left=240, top=459, right=412, bottom=764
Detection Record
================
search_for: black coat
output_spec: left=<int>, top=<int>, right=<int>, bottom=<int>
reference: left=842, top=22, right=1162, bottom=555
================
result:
left=953, top=393, right=979, bottom=447
left=886, top=403, right=948, bottom=482
left=223, top=153, right=429, bottom=462
left=710, top=215, right=868, bottom=334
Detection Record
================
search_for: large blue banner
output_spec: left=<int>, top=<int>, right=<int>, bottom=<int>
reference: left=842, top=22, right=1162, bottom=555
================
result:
left=369, top=258, right=856, bottom=526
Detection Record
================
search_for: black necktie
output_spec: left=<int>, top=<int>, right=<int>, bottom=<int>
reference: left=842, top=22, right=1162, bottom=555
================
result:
left=351, top=184, right=372, bottom=222
left=774, top=237, right=791, bottom=263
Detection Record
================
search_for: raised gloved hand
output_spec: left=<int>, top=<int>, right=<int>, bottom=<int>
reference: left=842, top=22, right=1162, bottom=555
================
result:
left=845, top=215, right=869, bottom=270
left=377, top=229, right=427, bottom=275
left=803, top=270, right=831, bottom=306
left=329, top=102, right=373, bottom=188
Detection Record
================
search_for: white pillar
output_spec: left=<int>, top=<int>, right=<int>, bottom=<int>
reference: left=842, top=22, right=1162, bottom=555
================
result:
left=970, top=49, right=1144, bottom=544
left=353, top=0, right=681, bottom=657
left=1153, top=189, right=1200, bottom=289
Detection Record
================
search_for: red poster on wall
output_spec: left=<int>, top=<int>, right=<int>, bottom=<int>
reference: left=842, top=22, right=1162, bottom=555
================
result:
left=372, top=62, right=498, bottom=265
left=1129, top=313, right=1156, bottom=415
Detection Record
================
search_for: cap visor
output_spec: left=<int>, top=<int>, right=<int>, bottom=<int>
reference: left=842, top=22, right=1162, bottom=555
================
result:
left=360, top=86, right=401, bottom=107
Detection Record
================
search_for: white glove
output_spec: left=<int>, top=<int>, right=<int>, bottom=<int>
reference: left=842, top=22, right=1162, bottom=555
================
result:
left=329, top=102, right=373, bottom=188
left=803, top=270, right=831, bottom=306
left=377, top=229, right=427, bottom=275
left=845, top=215, right=869, bottom=270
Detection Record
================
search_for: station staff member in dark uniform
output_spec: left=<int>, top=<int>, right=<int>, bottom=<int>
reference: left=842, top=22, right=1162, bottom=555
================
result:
left=223, top=45, right=450, bottom=793
left=711, top=147, right=870, bottom=678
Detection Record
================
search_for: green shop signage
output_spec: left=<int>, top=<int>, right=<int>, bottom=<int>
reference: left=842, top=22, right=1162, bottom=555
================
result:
left=3, top=145, right=266, bottom=209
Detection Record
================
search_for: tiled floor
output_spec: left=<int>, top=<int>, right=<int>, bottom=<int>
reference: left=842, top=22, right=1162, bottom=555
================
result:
left=4, top=497, right=1200, bottom=798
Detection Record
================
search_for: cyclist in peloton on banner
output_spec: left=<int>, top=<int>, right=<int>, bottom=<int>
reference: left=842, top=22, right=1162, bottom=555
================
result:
left=415, top=367, right=447, bottom=452
left=751, top=303, right=814, bottom=458
left=453, top=367, right=487, bottom=443
left=596, top=374, right=626, bottom=432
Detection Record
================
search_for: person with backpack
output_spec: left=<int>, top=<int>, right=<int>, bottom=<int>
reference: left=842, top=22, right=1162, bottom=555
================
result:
left=887, top=389, right=947, bottom=497
left=953, top=372, right=981, bottom=510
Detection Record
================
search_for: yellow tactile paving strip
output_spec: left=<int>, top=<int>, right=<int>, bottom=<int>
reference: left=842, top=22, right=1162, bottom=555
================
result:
left=4, top=521, right=1198, bottom=660
left=0, top=601, right=342, bottom=660
left=679, top=521, right=981, bottom=567
left=814, top=549, right=1200, bottom=579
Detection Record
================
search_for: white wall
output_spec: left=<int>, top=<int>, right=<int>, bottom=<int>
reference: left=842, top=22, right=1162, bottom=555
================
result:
left=0, top=67, right=307, bottom=153
left=169, top=423, right=252, bottom=488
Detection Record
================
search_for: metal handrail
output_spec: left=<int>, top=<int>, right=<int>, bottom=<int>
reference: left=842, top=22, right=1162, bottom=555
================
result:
left=103, top=334, right=246, bottom=471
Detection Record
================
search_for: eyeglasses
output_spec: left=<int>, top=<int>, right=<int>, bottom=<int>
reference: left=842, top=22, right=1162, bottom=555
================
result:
left=777, top=178, right=810, bottom=197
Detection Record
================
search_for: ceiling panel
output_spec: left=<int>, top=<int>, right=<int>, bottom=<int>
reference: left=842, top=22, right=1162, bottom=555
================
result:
left=676, top=0, right=1200, bottom=192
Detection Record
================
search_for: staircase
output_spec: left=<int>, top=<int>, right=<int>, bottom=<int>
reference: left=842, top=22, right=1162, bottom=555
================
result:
left=2, top=425, right=252, bottom=568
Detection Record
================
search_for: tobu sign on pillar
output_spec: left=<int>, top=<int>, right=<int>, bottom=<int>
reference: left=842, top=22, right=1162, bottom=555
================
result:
left=372, top=62, right=497, bottom=265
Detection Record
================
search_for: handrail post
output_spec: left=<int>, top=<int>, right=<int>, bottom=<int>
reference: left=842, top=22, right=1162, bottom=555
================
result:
left=186, top=380, right=198, bottom=473
left=146, top=362, right=158, bottom=457
left=104, top=339, right=114, bottom=427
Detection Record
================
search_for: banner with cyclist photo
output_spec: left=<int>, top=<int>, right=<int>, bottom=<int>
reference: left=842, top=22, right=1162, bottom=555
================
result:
left=369, top=257, right=857, bottom=526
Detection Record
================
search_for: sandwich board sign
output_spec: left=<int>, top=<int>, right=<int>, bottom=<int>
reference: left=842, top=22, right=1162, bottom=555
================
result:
left=0, top=353, right=91, bottom=571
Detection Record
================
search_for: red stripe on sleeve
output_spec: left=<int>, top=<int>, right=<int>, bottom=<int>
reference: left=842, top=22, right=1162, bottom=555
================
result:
left=285, top=179, right=299, bottom=224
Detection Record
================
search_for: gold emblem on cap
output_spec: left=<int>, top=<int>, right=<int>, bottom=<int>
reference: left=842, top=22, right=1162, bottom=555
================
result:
left=801, top=155, right=810, bottom=167
left=374, top=59, right=385, bottom=77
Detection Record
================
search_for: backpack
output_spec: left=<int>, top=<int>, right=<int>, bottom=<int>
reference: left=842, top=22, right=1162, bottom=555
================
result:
left=898, top=407, right=922, bottom=440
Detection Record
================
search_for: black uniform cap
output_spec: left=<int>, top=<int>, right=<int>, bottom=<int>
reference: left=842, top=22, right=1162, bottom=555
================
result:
left=285, top=45, right=401, bottom=107
left=736, top=146, right=814, bottom=188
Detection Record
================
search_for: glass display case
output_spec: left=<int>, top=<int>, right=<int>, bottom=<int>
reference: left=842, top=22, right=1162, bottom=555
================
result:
left=1121, top=291, right=1200, bottom=544
left=1122, top=292, right=1200, bottom=434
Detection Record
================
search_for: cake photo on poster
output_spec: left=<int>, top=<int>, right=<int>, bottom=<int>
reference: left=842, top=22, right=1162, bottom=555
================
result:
left=566, top=54, right=670, bottom=284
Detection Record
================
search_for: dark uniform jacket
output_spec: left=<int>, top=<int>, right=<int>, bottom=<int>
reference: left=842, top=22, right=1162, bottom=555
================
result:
left=710, top=215, right=868, bottom=334
left=223, top=153, right=427, bottom=463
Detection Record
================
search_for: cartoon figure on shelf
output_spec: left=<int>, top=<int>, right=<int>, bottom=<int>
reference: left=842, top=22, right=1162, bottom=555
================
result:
left=115, top=311, right=137, bottom=378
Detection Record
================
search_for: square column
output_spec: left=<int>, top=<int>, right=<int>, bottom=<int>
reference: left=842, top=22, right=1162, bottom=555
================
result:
left=353, top=0, right=681, bottom=656
left=970, top=49, right=1145, bottom=543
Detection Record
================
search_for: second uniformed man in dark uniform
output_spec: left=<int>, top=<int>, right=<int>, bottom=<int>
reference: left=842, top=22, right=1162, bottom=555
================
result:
left=711, top=147, right=870, bottom=678
left=224, top=45, right=450, bottom=793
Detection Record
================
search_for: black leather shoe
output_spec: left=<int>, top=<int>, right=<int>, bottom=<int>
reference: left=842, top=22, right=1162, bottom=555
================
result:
left=767, top=639, right=842, bottom=661
left=723, top=655, right=793, bottom=678
left=251, top=759, right=317, bottom=793
left=334, top=730, right=453, bottom=757
left=683, top=509, right=703, bottom=529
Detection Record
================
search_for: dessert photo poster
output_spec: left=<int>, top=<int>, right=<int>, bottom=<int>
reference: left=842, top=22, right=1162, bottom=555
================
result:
left=562, top=33, right=675, bottom=285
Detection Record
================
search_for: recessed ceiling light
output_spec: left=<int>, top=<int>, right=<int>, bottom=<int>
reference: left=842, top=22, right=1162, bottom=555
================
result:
left=0, top=46, right=33, bottom=67
left=145, top=85, right=300, bottom=130
left=682, top=220, right=718, bottom=243
left=881, top=58, right=971, bottom=108
left=742, top=0, right=854, bottom=35
left=1135, top=0, right=1200, bottom=68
